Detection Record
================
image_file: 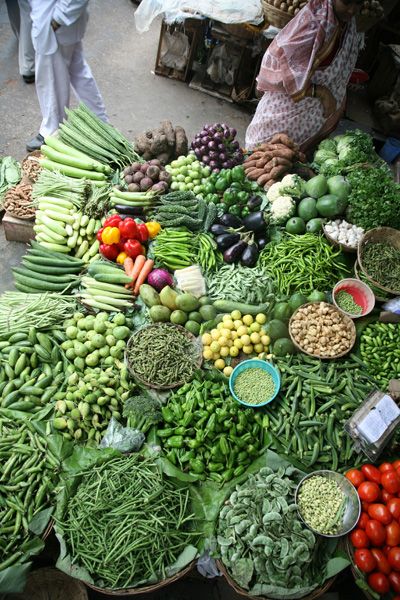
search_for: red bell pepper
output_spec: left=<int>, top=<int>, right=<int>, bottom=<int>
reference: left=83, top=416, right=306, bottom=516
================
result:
left=99, top=243, right=119, bottom=261
left=124, top=239, right=144, bottom=259
left=103, top=214, right=122, bottom=228
left=117, top=237, right=127, bottom=252
left=119, top=217, right=138, bottom=240
left=96, top=227, right=104, bottom=242
left=136, top=222, right=149, bottom=243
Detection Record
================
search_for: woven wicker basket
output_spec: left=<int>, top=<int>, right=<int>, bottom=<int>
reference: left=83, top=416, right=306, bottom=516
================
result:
left=125, top=323, right=202, bottom=390
left=261, top=0, right=292, bottom=28
left=84, top=560, right=195, bottom=596
left=358, top=227, right=400, bottom=295
left=288, top=302, right=356, bottom=359
left=7, top=568, right=88, bottom=600
left=217, top=560, right=336, bottom=600
left=353, top=260, right=389, bottom=303
left=21, top=150, right=43, bottom=183
left=323, top=224, right=358, bottom=254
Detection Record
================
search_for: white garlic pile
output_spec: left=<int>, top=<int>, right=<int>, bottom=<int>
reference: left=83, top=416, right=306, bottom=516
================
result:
left=324, top=220, right=364, bottom=248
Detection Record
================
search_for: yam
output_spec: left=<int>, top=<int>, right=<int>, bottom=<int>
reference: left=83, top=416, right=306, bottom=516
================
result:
left=156, top=152, right=171, bottom=166
left=150, top=133, right=168, bottom=156
left=134, top=133, right=151, bottom=155
left=160, top=120, right=176, bottom=148
left=174, top=126, right=188, bottom=157
left=142, top=151, right=153, bottom=161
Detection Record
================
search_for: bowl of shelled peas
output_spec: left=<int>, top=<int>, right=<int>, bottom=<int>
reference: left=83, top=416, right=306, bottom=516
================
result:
left=229, top=359, right=280, bottom=407
left=332, top=278, right=375, bottom=318
left=295, top=470, right=361, bottom=538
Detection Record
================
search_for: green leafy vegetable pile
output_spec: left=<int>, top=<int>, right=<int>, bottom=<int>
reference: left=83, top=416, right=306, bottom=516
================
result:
left=313, top=130, right=378, bottom=177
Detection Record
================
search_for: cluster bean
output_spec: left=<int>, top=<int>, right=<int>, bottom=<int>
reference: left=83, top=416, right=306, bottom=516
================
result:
left=57, top=454, right=198, bottom=590
left=334, top=290, right=362, bottom=315
left=126, top=323, right=201, bottom=387
left=262, top=354, right=376, bottom=471
left=360, top=322, right=400, bottom=386
left=297, top=476, right=346, bottom=535
left=206, top=263, right=275, bottom=305
left=259, top=234, right=350, bottom=295
left=361, top=242, right=400, bottom=292
left=157, top=374, right=265, bottom=481
left=217, top=466, right=322, bottom=594
left=233, top=368, right=275, bottom=405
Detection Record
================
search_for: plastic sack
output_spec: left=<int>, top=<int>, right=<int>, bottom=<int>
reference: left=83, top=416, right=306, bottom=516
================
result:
left=100, top=417, right=145, bottom=453
left=160, top=30, right=190, bottom=70
left=206, top=44, right=241, bottom=85
left=134, top=0, right=263, bottom=34
left=383, top=297, right=400, bottom=314
left=197, top=552, right=221, bottom=578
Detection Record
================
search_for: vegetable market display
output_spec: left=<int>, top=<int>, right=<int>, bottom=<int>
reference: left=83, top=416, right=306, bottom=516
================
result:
left=1, top=102, right=400, bottom=599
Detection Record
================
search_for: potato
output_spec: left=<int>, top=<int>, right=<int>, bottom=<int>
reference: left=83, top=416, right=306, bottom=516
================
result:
left=294, top=7, right=300, bottom=13
left=280, top=2, right=288, bottom=9
left=288, top=5, right=295, bottom=14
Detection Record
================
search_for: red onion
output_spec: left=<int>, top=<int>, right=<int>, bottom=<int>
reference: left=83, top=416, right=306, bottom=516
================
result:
left=147, top=268, right=173, bottom=292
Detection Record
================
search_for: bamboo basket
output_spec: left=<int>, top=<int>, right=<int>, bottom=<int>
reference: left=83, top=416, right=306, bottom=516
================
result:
left=84, top=560, right=195, bottom=596
left=125, top=323, right=202, bottom=390
left=21, top=150, right=43, bottom=183
left=288, top=302, right=356, bottom=359
left=261, top=0, right=292, bottom=28
left=217, top=560, right=336, bottom=600
left=353, top=260, right=390, bottom=303
left=7, top=568, right=88, bottom=600
left=323, top=224, right=358, bottom=254
left=358, top=227, right=400, bottom=295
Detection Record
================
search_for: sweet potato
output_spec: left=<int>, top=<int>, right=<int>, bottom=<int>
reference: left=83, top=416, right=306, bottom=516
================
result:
left=174, top=126, right=188, bottom=157
left=244, top=151, right=264, bottom=163
left=255, top=155, right=273, bottom=168
left=269, top=133, right=298, bottom=149
left=268, top=165, right=289, bottom=180
left=264, top=157, right=292, bottom=171
left=257, top=173, right=273, bottom=186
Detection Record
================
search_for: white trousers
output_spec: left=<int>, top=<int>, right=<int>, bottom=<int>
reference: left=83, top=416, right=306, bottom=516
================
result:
left=35, top=41, right=108, bottom=138
left=6, top=0, right=35, bottom=76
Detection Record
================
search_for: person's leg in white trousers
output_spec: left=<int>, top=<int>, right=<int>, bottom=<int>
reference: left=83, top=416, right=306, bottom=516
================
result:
left=68, top=42, right=108, bottom=122
left=17, top=0, right=35, bottom=78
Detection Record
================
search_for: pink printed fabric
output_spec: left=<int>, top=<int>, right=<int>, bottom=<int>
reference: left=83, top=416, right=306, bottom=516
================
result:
left=245, top=0, right=360, bottom=149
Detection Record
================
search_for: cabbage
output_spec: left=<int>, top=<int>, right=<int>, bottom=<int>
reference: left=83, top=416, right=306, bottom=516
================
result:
left=327, top=175, right=351, bottom=202
left=314, top=149, right=337, bottom=164
left=336, top=135, right=354, bottom=154
left=318, top=139, right=337, bottom=153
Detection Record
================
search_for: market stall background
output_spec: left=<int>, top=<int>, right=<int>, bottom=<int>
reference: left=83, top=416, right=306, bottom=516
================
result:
left=0, top=1, right=400, bottom=600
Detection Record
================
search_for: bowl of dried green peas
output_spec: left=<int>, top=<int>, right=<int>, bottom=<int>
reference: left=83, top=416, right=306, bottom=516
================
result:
left=229, top=359, right=280, bottom=407
left=332, top=278, right=375, bottom=319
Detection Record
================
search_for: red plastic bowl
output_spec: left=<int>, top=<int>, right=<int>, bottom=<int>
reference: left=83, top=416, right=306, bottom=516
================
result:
left=333, top=278, right=375, bottom=318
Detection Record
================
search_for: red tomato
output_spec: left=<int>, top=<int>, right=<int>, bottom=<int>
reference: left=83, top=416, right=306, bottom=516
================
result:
left=382, top=471, right=400, bottom=494
left=350, top=528, right=370, bottom=548
left=362, top=464, right=382, bottom=485
left=368, top=504, right=392, bottom=525
left=358, top=512, right=370, bottom=530
left=355, top=548, right=377, bottom=573
left=362, top=501, right=371, bottom=513
left=358, top=481, right=381, bottom=503
left=393, top=595, right=400, bottom=600
left=346, top=469, right=365, bottom=488
left=368, top=572, right=390, bottom=594
left=370, top=548, right=391, bottom=575
left=382, top=490, right=395, bottom=503
left=393, top=460, right=400, bottom=470
left=384, top=545, right=392, bottom=556
left=390, top=573, right=400, bottom=594
left=388, top=547, right=400, bottom=571
left=387, top=521, right=400, bottom=547
left=366, top=520, right=386, bottom=546
left=388, top=499, right=400, bottom=520
left=380, top=462, right=395, bottom=473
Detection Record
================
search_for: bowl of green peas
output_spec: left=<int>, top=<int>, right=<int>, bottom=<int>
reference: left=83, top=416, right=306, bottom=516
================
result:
left=295, top=470, right=361, bottom=538
left=229, top=359, right=280, bottom=407
left=332, top=278, right=375, bottom=319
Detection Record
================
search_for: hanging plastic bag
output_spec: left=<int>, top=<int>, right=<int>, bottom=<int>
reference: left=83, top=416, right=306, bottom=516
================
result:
left=160, top=30, right=190, bottom=70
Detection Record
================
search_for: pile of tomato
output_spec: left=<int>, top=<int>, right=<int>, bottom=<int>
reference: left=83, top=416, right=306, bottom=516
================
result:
left=347, top=461, right=400, bottom=597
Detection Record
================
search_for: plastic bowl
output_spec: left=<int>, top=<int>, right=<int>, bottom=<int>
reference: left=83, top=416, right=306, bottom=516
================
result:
left=295, top=470, right=361, bottom=538
left=333, top=278, right=375, bottom=318
left=229, top=359, right=280, bottom=408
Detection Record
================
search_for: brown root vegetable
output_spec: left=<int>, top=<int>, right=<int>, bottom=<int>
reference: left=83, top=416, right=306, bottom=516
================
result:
left=160, top=120, right=176, bottom=148
left=146, top=165, right=160, bottom=181
left=244, top=151, right=265, bottom=163
left=156, top=152, right=171, bottom=165
left=127, top=183, right=141, bottom=193
left=134, top=133, right=151, bottom=154
left=133, top=171, right=145, bottom=183
left=131, top=162, right=142, bottom=172
left=245, top=168, right=265, bottom=180
left=140, top=177, right=153, bottom=191
left=269, top=133, right=298, bottom=149
left=255, top=155, right=273, bottom=168
left=150, top=134, right=168, bottom=156
left=268, top=165, right=289, bottom=180
left=174, top=126, right=188, bottom=157
left=265, top=156, right=292, bottom=171
left=151, top=181, right=169, bottom=193
left=149, top=159, right=162, bottom=167
left=159, top=170, right=172, bottom=183
left=124, top=175, right=133, bottom=184
left=140, top=163, right=150, bottom=174
left=123, top=166, right=133, bottom=176
left=288, top=5, right=295, bottom=14
left=142, top=152, right=153, bottom=161
left=280, top=2, right=288, bottom=9
left=257, top=173, right=273, bottom=186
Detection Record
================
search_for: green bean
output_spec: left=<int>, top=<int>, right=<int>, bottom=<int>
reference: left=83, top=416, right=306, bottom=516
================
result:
left=361, top=242, right=400, bottom=292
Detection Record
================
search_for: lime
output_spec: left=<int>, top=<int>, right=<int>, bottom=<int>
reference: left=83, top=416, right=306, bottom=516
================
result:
left=273, top=338, right=295, bottom=356
left=170, top=310, right=187, bottom=325
left=265, top=319, right=289, bottom=341
left=306, top=218, right=324, bottom=233
left=199, top=305, right=217, bottom=321
left=307, top=290, right=326, bottom=302
left=285, top=217, right=306, bottom=235
left=185, top=320, right=201, bottom=336
left=199, top=296, right=211, bottom=306
left=188, top=311, right=202, bottom=324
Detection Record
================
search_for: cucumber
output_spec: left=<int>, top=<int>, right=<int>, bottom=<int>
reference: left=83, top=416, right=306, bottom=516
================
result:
left=87, top=262, right=123, bottom=275
left=213, top=300, right=270, bottom=316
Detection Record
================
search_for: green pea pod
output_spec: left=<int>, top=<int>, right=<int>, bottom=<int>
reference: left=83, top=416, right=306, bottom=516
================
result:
left=8, top=347, right=19, bottom=369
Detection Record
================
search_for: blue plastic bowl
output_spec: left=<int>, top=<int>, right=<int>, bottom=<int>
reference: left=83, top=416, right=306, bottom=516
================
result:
left=229, top=359, right=281, bottom=408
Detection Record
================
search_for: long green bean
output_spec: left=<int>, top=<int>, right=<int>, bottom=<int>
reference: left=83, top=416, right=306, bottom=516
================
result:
left=206, top=263, right=275, bottom=305
left=361, top=242, right=400, bottom=292
left=56, top=454, right=198, bottom=589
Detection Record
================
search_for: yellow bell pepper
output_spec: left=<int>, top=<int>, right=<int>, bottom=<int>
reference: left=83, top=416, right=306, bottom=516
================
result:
left=101, top=226, right=120, bottom=245
left=145, top=221, right=161, bottom=239
left=116, top=251, right=128, bottom=264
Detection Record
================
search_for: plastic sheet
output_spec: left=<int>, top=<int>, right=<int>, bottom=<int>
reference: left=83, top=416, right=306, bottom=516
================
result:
left=134, top=0, right=263, bottom=34
left=100, top=417, right=145, bottom=453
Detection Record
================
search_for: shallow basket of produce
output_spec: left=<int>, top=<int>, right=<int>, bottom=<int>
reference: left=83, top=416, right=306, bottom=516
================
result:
left=323, top=223, right=358, bottom=254
left=125, top=322, right=202, bottom=390
left=8, top=567, right=88, bottom=600
left=261, top=0, right=292, bottom=28
left=21, top=150, right=43, bottom=183
left=353, top=260, right=390, bottom=303
left=358, top=227, right=400, bottom=296
left=289, top=302, right=356, bottom=359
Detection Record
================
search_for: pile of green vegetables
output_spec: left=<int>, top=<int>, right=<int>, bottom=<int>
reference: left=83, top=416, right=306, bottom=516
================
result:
left=313, top=130, right=378, bottom=176
left=361, top=241, right=400, bottom=292
left=217, top=464, right=336, bottom=598
left=259, top=234, right=350, bottom=295
left=0, top=156, right=20, bottom=207
left=263, top=354, right=377, bottom=471
left=360, top=323, right=400, bottom=386
left=206, top=263, right=275, bottom=306
left=153, top=191, right=217, bottom=231
left=56, top=453, right=198, bottom=589
left=157, top=374, right=265, bottom=481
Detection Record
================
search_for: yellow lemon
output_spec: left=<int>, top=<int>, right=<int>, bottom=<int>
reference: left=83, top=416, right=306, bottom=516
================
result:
left=222, top=313, right=232, bottom=322
left=217, top=322, right=225, bottom=330
left=234, top=338, right=243, bottom=349
left=203, top=347, right=213, bottom=360
left=220, top=346, right=230, bottom=357
left=201, top=333, right=212, bottom=346
left=233, top=320, right=243, bottom=330
left=250, top=332, right=260, bottom=344
left=223, top=366, right=233, bottom=377
left=242, top=344, right=254, bottom=355
left=231, top=310, right=242, bottom=320
left=261, top=335, right=271, bottom=346
left=242, top=314, right=253, bottom=326
left=214, top=358, right=225, bottom=370
left=249, top=322, right=261, bottom=333
left=241, top=334, right=251, bottom=346
left=210, top=341, right=220, bottom=353
left=254, top=343, right=264, bottom=353
left=229, top=346, right=239, bottom=357
left=224, top=319, right=234, bottom=330
left=226, top=340, right=233, bottom=347
left=231, top=331, right=238, bottom=340
left=256, top=313, right=267, bottom=324
left=211, top=329, right=220, bottom=340
left=237, top=325, right=247, bottom=337
left=221, top=328, right=232, bottom=339
left=218, top=336, right=228, bottom=347
left=212, top=352, right=220, bottom=360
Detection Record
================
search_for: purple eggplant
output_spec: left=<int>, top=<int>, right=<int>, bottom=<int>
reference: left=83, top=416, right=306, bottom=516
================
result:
left=219, top=214, right=243, bottom=228
left=240, top=243, right=259, bottom=267
left=247, top=195, right=262, bottom=211
left=243, top=211, right=267, bottom=233
left=216, top=233, right=240, bottom=250
left=210, top=224, right=229, bottom=236
left=224, top=241, right=247, bottom=264
left=255, top=235, right=268, bottom=250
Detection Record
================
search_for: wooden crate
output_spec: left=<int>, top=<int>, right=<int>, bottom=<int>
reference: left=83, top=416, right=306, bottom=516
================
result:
left=3, top=212, right=34, bottom=243
left=154, top=18, right=204, bottom=83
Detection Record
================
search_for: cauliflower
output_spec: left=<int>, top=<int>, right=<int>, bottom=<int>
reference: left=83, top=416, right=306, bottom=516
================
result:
left=279, top=174, right=306, bottom=198
left=270, top=195, right=296, bottom=225
left=266, top=181, right=284, bottom=204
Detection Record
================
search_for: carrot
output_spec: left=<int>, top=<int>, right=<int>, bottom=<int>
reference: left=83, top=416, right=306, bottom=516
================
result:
left=123, top=257, right=134, bottom=278
left=133, top=258, right=154, bottom=296
left=130, top=254, right=147, bottom=287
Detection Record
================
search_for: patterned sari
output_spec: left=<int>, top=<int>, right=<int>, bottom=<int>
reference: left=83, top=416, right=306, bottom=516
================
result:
left=245, top=0, right=361, bottom=150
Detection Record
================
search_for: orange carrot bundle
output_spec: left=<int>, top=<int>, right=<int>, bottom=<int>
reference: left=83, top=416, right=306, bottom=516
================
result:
left=133, top=258, right=154, bottom=296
